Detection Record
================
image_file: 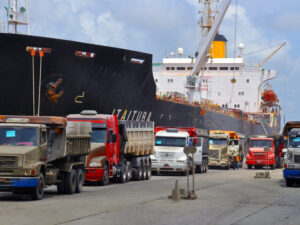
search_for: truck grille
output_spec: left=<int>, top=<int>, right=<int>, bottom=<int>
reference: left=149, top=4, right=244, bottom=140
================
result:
left=209, top=150, right=219, bottom=159
left=254, top=152, right=265, bottom=159
left=0, top=156, right=19, bottom=167
left=158, top=152, right=176, bottom=159
left=294, top=155, right=300, bottom=163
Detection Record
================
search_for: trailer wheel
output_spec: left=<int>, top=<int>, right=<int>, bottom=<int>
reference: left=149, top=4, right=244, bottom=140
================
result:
left=126, top=161, right=132, bottom=181
left=75, top=168, right=84, bottom=193
left=30, top=172, right=44, bottom=200
left=204, top=158, right=208, bottom=173
left=142, top=163, right=147, bottom=180
left=65, top=169, right=76, bottom=194
left=100, top=164, right=109, bottom=186
left=286, top=179, right=294, bottom=187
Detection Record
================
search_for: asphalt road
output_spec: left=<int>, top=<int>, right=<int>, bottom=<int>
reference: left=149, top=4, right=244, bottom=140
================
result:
left=0, top=168, right=299, bottom=225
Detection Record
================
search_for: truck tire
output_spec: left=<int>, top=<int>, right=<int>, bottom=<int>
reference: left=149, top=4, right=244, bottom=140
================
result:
left=195, top=165, right=201, bottom=173
left=100, top=164, right=109, bottom=186
left=135, top=164, right=142, bottom=181
left=119, top=163, right=127, bottom=183
left=30, top=172, right=44, bottom=200
left=57, top=172, right=65, bottom=194
left=65, top=169, right=76, bottom=194
left=146, top=163, right=151, bottom=180
left=75, top=168, right=84, bottom=193
left=286, top=179, right=294, bottom=187
left=204, top=158, right=208, bottom=173
left=247, top=165, right=252, bottom=169
left=126, top=161, right=132, bottom=181
left=142, top=163, right=147, bottom=180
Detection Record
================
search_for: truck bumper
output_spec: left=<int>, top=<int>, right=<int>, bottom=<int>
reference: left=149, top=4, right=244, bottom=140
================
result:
left=246, top=159, right=275, bottom=166
left=283, top=169, right=300, bottom=180
left=209, top=160, right=228, bottom=167
left=0, top=177, right=39, bottom=191
left=152, top=162, right=187, bottom=172
left=85, top=168, right=104, bottom=182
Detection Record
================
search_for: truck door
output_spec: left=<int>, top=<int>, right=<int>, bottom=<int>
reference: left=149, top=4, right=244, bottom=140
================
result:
left=193, top=137, right=203, bottom=164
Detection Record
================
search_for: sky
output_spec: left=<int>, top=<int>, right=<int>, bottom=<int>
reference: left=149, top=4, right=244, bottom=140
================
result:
left=1, top=0, right=300, bottom=125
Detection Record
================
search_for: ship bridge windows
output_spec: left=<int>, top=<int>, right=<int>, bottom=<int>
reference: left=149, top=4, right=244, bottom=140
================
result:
left=230, top=67, right=240, bottom=71
left=234, top=104, right=240, bottom=108
left=220, top=67, right=228, bottom=70
left=177, top=67, right=186, bottom=70
left=238, top=91, right=245, bottom=96
left=166, top=67, right=175, bottom=70
left=167, top=79, right=174, bottom=83
left=209, top=67, right=218, bottom=70
left=187, top=67, right=193, bottom=70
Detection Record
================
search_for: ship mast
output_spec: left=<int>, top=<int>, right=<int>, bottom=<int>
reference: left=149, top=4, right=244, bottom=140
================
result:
left=199, top=0, right=220, bottom=41
left=5, top=0, right=30, bottom=34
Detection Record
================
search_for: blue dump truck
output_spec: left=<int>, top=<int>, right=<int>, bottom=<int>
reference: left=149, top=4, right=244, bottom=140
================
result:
left=283, top=122, right=300, bottom=187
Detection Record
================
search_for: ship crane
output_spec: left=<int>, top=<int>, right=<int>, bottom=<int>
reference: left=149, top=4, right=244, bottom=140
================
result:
left=255, top=42, right=286, bottom=68
left=191, top=0, right=231, bottom=76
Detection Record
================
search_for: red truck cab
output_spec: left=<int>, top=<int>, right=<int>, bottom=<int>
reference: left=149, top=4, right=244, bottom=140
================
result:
left=246, top=137, right=275, bottom=169
left=67, top=111, right=119, bottom=184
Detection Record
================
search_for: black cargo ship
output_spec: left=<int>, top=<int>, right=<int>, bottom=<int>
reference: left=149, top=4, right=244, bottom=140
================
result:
left=0, top=33, right=280, bottom=136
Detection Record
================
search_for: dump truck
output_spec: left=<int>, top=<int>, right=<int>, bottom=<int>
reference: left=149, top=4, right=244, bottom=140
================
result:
left=246, top=135, right=284, bottom=169
left=151, top=127, right=209, bottom=174
left=282, top=122, right=300, bottom=186
left=0, top=115, right=91, bottom=200
left=67, top=110, right=154, bottom=184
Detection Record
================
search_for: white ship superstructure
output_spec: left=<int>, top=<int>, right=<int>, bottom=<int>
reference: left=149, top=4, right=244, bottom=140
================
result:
left=153, top=55, right=277, bottom=113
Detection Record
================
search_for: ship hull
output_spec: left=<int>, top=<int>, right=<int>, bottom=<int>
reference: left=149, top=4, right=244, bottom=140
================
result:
left=0, top=34, right=280, bottom=136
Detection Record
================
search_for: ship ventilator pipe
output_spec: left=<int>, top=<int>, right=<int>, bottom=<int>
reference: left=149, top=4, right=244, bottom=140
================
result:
left=37, top=50, right=44, bottom=116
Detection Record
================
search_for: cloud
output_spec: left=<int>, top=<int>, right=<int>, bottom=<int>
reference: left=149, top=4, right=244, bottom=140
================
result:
left=273, top=12, right=300, bottom=32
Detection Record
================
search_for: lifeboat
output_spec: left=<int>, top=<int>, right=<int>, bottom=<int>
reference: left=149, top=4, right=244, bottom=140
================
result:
left=262, top=89, right=277, bottom=105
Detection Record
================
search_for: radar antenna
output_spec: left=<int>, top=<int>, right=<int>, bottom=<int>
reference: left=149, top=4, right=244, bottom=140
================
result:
left=5, top=0, right=30, bottom=34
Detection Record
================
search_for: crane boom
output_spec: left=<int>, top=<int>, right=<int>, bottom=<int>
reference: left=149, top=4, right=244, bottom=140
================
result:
left=192, top=0, right=232, bottom=76
left=255, top=42, right=286, bottom=68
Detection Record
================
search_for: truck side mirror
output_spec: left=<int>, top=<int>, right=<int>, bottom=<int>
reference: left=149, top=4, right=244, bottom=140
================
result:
left=112, top=133, right=117, bottom=143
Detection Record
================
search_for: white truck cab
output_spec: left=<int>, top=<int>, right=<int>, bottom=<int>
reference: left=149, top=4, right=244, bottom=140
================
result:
left=151, top=128, right=209, bottom=174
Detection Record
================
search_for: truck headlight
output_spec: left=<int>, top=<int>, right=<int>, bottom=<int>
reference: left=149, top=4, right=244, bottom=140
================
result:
left=89, top=162, right=102, bottom=167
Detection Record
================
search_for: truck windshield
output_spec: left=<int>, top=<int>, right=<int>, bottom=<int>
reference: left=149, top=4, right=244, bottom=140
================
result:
left=91, top=128, right=107, bottom=143
left=0, top=127, right=38, bottom=146
left=289, top=136, right=300, bottom=148
left=209, top=139, right=227, bottom=145
left=250, top=140, right=272, bottom=148
left=155, top=137, right=186, bottom=147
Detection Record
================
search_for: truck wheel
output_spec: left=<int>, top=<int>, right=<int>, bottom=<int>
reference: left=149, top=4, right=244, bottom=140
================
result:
left=31, top=173, right=45, bottom=200
left=195, top=165, right=201, bottom=173
left=65, top=169, right=76, bottom=194
left=286, top=179, right=294, bottom=187
left=135, top=164, right=142, bottom=181
left=146, top=163, right=151, bottom=180
left=75, top=168, right=84, bottom=193
left=126, top=162, right=132, bottom=181
left=247, top=165, right=252, bottom=169
left=142, top=163, right=147, bottom=180
left=100, top=164, right=109, bottom=186
left=57, top=172, right=65, bottom=194
left=119, top=164, right=127, bottom=183
left=204, top=159, right=208, bottom=173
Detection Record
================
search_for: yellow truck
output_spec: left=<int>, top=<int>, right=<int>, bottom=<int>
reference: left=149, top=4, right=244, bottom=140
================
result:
left=208, top=130, right=243, bottom=169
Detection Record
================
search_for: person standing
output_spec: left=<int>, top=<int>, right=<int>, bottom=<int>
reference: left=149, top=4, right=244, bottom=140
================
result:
left=233, top=155, right=240, bottom=170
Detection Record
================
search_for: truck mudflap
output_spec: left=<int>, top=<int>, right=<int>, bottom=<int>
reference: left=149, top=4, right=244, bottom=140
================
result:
left=283, top=169, right=300, bottom=179
left=0, top=177, right=39, bottom=188
left=85, top=168, right=104, bottom=182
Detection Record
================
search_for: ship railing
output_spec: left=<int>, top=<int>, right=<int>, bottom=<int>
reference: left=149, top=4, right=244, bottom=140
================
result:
left=155, top=93, right=272, bottom=124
